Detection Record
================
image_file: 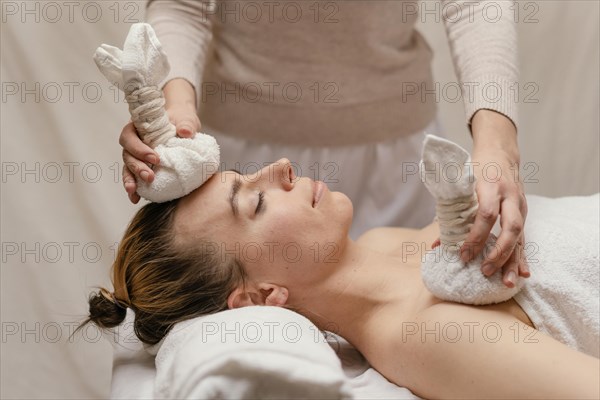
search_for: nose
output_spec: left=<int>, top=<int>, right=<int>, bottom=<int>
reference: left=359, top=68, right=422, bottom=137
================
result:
left=261, top=158, right=295, bottom=191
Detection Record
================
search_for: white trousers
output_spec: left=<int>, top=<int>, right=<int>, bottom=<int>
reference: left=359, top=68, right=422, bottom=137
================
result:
left=207, top=119, right=444, bottom=240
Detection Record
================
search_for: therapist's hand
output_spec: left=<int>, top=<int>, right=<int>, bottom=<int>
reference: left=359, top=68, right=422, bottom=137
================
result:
left=460, top=110, right=530, bottom=287
left=120, top=79, right=201, bottom=203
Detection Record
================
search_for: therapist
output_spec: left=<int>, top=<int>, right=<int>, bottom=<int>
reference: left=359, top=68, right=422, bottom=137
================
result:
left=119, top=0, right=529, bottom=287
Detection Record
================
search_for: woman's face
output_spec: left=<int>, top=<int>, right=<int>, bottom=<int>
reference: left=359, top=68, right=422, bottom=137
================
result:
left=174, top=158, right=353, bottom=289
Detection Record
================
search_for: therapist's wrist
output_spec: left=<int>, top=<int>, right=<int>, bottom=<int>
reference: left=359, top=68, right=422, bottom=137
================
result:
left=471, top=109, right=520, bottom=162
left=163, top=78, right=197, bottom=110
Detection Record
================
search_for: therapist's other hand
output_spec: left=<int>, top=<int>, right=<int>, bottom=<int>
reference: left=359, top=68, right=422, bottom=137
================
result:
left=460, top=110, right=530, bottom=288
left=164, top=102, right=201, bottom=139
left=120, top=78, right=200, bottom=204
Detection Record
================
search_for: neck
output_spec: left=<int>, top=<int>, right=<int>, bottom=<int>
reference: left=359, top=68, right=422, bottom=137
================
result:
left=291, top=238, right=438, bottom=348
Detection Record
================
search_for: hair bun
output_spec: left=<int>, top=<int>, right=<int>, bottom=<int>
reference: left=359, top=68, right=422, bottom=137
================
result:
left=88, top=288, right=127, bottom=328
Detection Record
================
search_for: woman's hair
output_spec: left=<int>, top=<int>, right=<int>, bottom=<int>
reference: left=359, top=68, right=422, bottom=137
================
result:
left=77, top=199, right=248, bottom=345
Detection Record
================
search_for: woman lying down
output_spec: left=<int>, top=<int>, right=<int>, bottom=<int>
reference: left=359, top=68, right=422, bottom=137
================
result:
left=80, top=159, right=599, bottom=399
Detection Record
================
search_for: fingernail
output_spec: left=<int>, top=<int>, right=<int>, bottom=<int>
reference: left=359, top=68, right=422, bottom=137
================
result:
left=508, top=271, right=516, bottom=282
left=140, top=170, right=149, bottom=181
left=147, top=154, right=158, bottom=164
left=506, top=271, right=516, bottom=286
left=482, top=263, right=495, bottom=276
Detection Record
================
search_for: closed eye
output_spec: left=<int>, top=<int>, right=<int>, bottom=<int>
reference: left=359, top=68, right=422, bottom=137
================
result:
left=256, top=191, right=265, bottom=214
left=226, top=168, right=266, bottom=216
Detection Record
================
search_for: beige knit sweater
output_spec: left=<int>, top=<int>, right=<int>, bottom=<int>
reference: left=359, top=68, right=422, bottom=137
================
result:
left=145, top=0, right=518, bottom=146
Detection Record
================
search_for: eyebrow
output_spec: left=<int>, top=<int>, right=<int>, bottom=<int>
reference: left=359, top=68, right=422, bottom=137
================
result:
left=228, top=170, right=242, bottom=217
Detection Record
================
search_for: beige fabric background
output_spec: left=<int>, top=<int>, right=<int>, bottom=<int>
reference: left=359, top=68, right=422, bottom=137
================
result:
left=1, top=1, right=598, bottom=398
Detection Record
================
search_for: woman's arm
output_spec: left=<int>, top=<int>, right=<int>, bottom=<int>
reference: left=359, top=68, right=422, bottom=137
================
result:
left=400, top=303, right=599, bottom=399
left=441, top=0, right=519, bottom=128
left=145, top=0, right=214, bottom=108
left=441, top=0, right=528, bottom=284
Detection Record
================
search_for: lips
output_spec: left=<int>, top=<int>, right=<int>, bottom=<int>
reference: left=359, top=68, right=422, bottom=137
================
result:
left=312, top=180, right=326, bottom=208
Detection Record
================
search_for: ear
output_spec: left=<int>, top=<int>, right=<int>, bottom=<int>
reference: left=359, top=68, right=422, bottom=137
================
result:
left=259, top=283, right=289, bottom=307
left=227, top=283, right=289, bottom=310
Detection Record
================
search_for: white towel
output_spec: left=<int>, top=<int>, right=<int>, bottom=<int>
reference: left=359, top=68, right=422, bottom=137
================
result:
left=513, top=193, right=600, bottom=357
left=151, top=306, right=355, bottom=399
left=419, top=135, right=523, bottom=305
left=93, top=23, right=220, bottom=203
left=108, top=310, right=420, bottom=400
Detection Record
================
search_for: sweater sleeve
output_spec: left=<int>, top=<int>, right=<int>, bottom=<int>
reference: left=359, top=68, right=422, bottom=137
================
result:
left=442, top=0, right=519, bottom=130
left=145, top=0, right=213, bottom=106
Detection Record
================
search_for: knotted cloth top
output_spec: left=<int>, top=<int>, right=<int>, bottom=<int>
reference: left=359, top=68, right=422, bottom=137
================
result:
left=419, top=135, right=479, bottom=248
left=93, top=23, right=220, bottom=203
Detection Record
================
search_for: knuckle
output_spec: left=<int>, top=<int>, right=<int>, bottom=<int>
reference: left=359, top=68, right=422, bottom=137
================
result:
left=507, top=220, right=524, bottom=235
left=126, top=161, right=141, bottom=174
left=478, top=206, right=498, bottom=222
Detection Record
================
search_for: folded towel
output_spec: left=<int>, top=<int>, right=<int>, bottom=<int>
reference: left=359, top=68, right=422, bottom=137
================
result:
left=93, top=23, right=219, bottom=202
left=152, top=306, right=354, bottom=399
left=419, top=135, right=523, bottom=305
left=513, top=193, right=600, bottom=357
left=108, top=311, right=420, bottom=400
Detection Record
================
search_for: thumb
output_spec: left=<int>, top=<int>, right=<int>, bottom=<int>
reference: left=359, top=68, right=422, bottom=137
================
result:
left=175, top=122, right=195, bottom=138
